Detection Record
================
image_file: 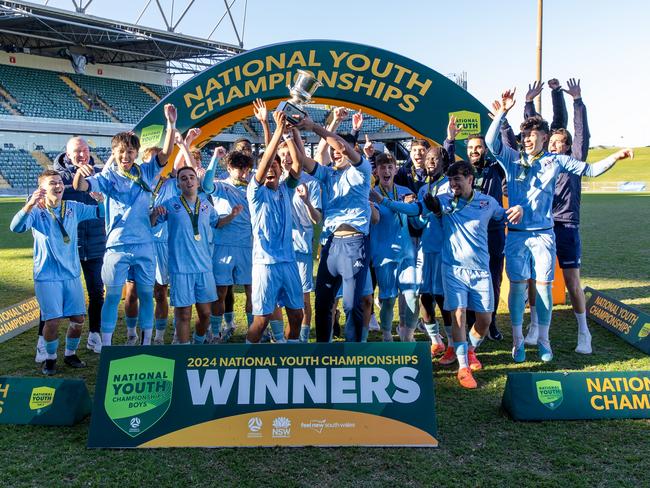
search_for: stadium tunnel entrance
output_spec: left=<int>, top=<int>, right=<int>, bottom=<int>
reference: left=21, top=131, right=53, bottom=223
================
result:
left=133, top=39, right=491, bottom=157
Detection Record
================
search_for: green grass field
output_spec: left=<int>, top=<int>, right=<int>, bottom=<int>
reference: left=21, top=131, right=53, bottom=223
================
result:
left=1, top=190, right=649, bottom=487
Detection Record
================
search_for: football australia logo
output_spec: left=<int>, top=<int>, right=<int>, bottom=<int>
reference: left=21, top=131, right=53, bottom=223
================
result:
left=536, top=379, right=564, bottom=410
left=105, top=354, right=174, bottom=438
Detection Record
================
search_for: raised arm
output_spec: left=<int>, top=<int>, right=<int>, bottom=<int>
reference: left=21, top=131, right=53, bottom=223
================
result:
left=255, top=111, right=286, bottom=184
left=444, top=115, right=462, bottom=161
left=314, top=106, right=348, bottom=165
left=564, top=78, right=590, bottom=160
left=173, top=130, right=197, bottom=169
left=201, top=146, right=227, bottom=194
left=296, top=184, right=322, bottom=224
left=217, top=204, right=243, bottom=228
left=485, top=89, right=520, bottom=167
left=253, top=98, right=271, bottom=146
left=72, top=163, right=94, bottom=192
left=548, top=78, right=568, bottom=130
left=157, top=104, right=178, bottom=167
left=299, top=116, right=361, bottom=166
left=524, top=80, right=544, bottom=119
left=582, top=148, right=633, bottom=177
left=10, top=188, right=44, bottom=232
left=350, top=109, right=363, bottom=141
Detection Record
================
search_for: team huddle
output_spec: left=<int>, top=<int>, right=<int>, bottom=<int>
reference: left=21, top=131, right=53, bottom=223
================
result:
left=11, top=79, right=633, bottom=388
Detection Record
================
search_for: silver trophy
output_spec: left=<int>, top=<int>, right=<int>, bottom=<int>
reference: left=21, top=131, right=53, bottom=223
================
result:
left=277, top=69, right=322, bottom=125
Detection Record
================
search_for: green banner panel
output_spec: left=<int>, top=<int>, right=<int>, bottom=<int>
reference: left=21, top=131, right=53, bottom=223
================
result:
left=502, top=371, right=650, bottom=421
left=0, top=376, right=91, bottom=425
left=0, top=297, right=40, bottom=344
left=88, top=343, right=438, bottom=448
left=585, top=287, right=650, bottom=354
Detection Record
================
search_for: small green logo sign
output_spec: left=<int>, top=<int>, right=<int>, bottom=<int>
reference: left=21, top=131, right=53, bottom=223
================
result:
left=536, top=379, right=563, bottom=410
left=105, top=354, right=174, bottom=437
left=448, top=110, right=481, bottom=140
left=139, top=124, right=164, bottom=151
left=638, top=323, right=650, bottom=339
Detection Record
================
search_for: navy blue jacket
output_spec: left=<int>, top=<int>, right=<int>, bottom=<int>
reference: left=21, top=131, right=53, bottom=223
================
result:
left=53, top=153, right=107, bottom=260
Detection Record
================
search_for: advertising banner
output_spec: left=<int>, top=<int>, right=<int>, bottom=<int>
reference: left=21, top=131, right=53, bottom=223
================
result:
left=88, top=343, right=438, bottom=448
left=0, top=297, right=39, bottom=343
left=502, top=371, right=650, bottom=421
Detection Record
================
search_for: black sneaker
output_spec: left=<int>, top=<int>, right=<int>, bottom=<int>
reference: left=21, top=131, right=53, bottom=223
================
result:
left=42, top=359, right=57, bottom=375
left=63, top=354, right=87, bottom=369
left=488, top=322, right=503, bottom=341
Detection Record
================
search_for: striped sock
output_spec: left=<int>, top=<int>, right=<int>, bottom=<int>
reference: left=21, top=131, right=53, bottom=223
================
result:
left=193, top=332, right=205, bottom=344
left=44, top=338, right=59, bottom=360
left=270, top=320, right=286, bottom=343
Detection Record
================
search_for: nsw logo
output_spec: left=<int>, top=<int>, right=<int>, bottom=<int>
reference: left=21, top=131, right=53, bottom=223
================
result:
left=536, top=379, right=563, bottom=410
left=272, top=416, right=291, bottom=438
left=104, top=354, right=174, bottom=438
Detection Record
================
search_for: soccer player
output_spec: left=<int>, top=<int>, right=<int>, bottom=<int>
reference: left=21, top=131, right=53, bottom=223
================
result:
left=278, top=135, right=322, bottom=342
left=521, top=79, right=594, bottom=354
left=246, top=110, right=304, bottom=343
left=202, top=147, right=251, bottom=343
left=368, top=153, right=421, bottom=342
left=11, top=170, right=104, bottom=374
left=411, top=146, right=451, bottom=355
left=422, top=161, right=514, bottom=388
left=486, top=89, right=633, bottom=362
left=150, top=166, right=219, bottom=344
left=73, top=103, right=177, bottom=346
left=444, top=122, right=508, bottom=342
left=293, top=114, right=372, bottom=342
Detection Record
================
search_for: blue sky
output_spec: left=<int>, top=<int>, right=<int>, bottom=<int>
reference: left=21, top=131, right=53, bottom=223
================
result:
left=48, top=0, right=650, bottom=146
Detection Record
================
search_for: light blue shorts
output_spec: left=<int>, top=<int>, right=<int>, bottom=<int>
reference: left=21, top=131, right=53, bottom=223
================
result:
left=336, top=268, right=373, bottom=299
left=505, top=229, right=556, bottom=282
left=416, top=249, right=444, bottom=295
left=154, top=241, right=169, bottom=286
left=35, top=278, right=86, bottom=321
left=102, top=243, right=155, bottom=287
left=170, top=272, right=217, bottom=307
left=442, top=264, right=494, bottom=313
left=252, top=262, right=303, bottom=315
left=296, top=252, right=314, bottom=293
left=374, top=258, right=417, bottom=299
left=213, top=245, right=252, bottom=286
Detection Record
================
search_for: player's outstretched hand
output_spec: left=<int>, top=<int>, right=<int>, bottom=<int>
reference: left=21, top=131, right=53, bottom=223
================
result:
left=506, top=205, right=524, bottom=225
left=273, top=110, right=287, bottom=131
left=563, top=78, right=581, bottom=99
left=164, top=104, right=177, bottom=125
left=295, top=114, right=315, bottom=132
left=185, top=127, right=201, bottom=145
left=77, top=164, right=94, bottom=178
left=253, top=98, right=268, bottom=122
left=352, top=110, right=364, bottom=131
left=26, top=188, right=46, bottom=211
left=501, top=88, right=516, bottom=113
left=547, top=78, right=561, bottom=91
left=230, top=204, right=244, bottom=218
left=423, top=193, right=441, bottom=214
left=364, top=134, right=375, bottom=159
left=525, top=81, right=544, bottom=102
left=447, top=114, right=463, bottom=141
left=333, top=106, right=349, bottom=123
left=612, top=148, right=634, bottom=161
left=296, top=184, right=310, bottom=202
left=214, top=146, right=227, bottom=159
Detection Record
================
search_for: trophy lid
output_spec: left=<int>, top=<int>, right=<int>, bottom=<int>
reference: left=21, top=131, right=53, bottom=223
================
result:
left=289, top=70, right=322, bottom=104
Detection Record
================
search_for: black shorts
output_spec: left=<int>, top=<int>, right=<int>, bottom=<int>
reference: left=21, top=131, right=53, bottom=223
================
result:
left=554, top=222, right=581, bottom=269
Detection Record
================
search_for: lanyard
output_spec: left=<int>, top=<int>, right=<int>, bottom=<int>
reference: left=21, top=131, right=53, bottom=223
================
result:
left=516, top=151, right=544, bottom=181
left=379, top=183, right=403, bottom=225
left=121, top=165, right=152, bottom=193
left=449, top=191, right=475, bottom=214
left=152, top=175, right=167, bottom=200
left=427, top=174, right=445, bottom=196
left=180, top=195, right=201, bottom=241
left=47, top=201, right=70, bottom=244
left=410, top=165, right=426, bottom=183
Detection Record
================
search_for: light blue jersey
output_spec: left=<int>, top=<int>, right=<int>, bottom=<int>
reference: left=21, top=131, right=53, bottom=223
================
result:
left=370, top=184, right=419, bottom=265
left=152, top=175, right=178, bottom=243
left=86, top=155, right=163, bottom=247
left=438, top=192, right=505, bottom=271
left=486, top=112, right=588, bottom=231
left=210, top=177, right=252, bottom=248
left=311, top=158, right=372, bottom=235
left=413, top=176, right=450, bottom=253
left=247, top=177, right=297, bottom=265
left=10, top=201, right=101, bottom=281
left=289, top=172, right=322, bottom=255
left=157, top=195, right=219, bottom=274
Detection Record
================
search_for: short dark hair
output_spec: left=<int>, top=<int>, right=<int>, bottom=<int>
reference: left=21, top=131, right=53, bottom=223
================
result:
left=411, top=138, right=431, bottom=150
left=112, top=131, right=141, bottom=151
left=426, top=146, right=451, bottom=169
left=520, top=115, right=549, bottom=134
left=233, top=137, right=252, bottom=148
left=38, top=169, right=61, bottom=183
left=374, top=152, right=396, bottom=168
left=466, top=133, right=485, bottom=143
left=176, top=166, right=197, bottom=179
left=338, top=132, right=357, bottom=146
left=550, top=128, right=573, bottom=153
left=225, top=150, right=253, bottom=170
left=446, top=160, right=474, bottom=178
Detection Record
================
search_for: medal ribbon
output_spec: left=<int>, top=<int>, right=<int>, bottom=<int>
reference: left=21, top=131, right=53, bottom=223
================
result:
left=449, top=190, right=475, bottom=215
left=516, top=150, right=545, bottom=181
left=379, top=183, right=403, bottom=225
left=427, top=174, right=445, bottom=196
left=47, top=201, right=70, bottom=244
left=180, top=195, right=201, bottom=241
left=122, top=165, right=152, bottom=193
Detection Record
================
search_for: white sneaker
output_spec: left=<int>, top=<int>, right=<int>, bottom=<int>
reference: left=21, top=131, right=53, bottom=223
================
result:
left=35, top=336, right=46, bottom=363
left=153, top=336, right=165, bottom=345
left=524, top=325, right=539, bottom=346
left=382, top=330, right=393, bottom=342
left=368, top=314, right=380, bottom=331
left=86, top=332, right=102, bottom=353
left=126, top=334, right=140, bottom=346
left=575, top=332, right=592, bottom=354
left=171, top=331, right=179, bottom=345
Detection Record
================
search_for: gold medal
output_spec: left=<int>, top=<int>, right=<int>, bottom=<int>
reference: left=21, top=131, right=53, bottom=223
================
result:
left=194, top=234, right=201, bottom=241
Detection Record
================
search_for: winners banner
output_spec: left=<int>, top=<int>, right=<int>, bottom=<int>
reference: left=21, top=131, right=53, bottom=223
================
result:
left=502, top=371, right=650, bottom=421
left=0, top=297, right=39, bottom=343
left=585, top=287, right=650, bottom=354
left=88, top=343, right=438, bottom=448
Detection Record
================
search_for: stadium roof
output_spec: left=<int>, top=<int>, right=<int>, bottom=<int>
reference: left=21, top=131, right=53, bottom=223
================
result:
left=0, top=0, right=245, bottom=73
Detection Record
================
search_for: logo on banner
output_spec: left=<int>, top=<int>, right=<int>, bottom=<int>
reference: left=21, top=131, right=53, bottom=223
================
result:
left=272, top=416, right=291, bottom=438
left=448, top=110, right=481, bottom=140
left=638, top=323, right=650, bottom=339
left=29, top=386, right=55, bottom=411
left=536, top=380, right=564, bottom=410
left=247, top=416, right=263, bottom=438
left=105, top=354, right=174, bottom=437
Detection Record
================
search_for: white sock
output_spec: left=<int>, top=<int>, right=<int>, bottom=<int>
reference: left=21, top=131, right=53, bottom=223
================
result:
left=101, top=332, right=113, bottom=346
left=142, top=329, right=153, bottom=345
left=575, top=312, right=589, bottom=335
left=512, top=325, right=524, bottom=346
left=127, top=326, right=137, bottom=337
left=538, top=324, right=550, bottom=343
left=64, top=349, right=75, bottom=357
left=154, top=329, right=165, bottom=341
